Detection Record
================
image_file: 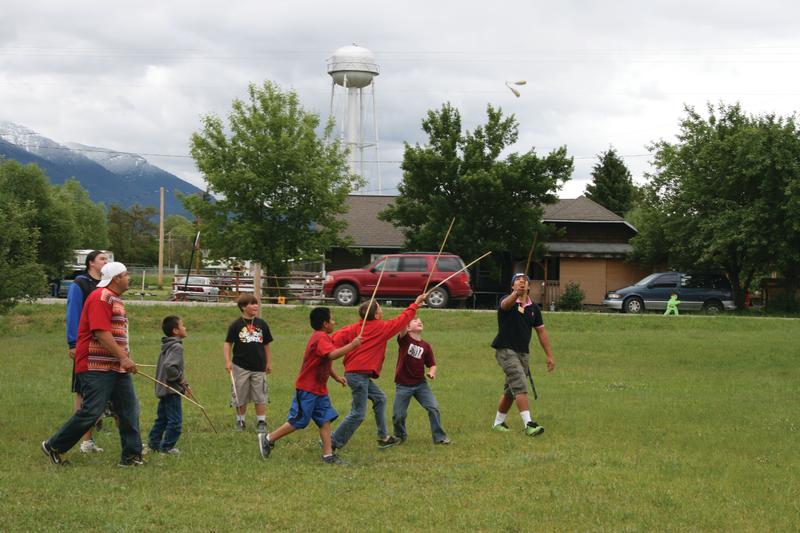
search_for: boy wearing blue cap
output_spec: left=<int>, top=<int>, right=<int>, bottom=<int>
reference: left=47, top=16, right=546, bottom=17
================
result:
left=490, top=273, right=555, bottom=437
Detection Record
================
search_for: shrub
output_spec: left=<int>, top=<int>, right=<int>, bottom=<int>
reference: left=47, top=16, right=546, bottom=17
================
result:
left=558, top=281, right=585, bottom=311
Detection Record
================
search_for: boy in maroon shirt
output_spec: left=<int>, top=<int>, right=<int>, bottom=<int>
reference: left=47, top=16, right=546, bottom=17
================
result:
left=258, top=307, right=361, bottom=465
left=330, top=293, right=427, bottom=451
left=392, top=317, right=450, bottom=444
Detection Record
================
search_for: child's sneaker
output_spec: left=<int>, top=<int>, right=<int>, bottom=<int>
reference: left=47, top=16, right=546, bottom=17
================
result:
left=435, top=438, right=452, bottom=445
left=79, top=439, right=104, bottom=453
left=142, top=444, right=153, bottom=455
left=322, top=453, right=347, bottom=466
left=41, top=441, right=68, bottom=466
left=525, top=421, right=544, bottom=437
left=255, top=420, right=266, bottom=434
left=235, top=419, right=246, bottom=432
left=118, top=454, right=146, bottom=467
left=258, top=433, right=271, bottom=458
left=377, top=435, right=400, bottom=449
left=492, top=422, right=511, bottom=432
left=161, top=448, right=180, bottom=455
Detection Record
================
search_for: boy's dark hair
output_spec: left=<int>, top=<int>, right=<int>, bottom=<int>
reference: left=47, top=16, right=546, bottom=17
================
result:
left=309, top=307, right=331, bottom=330
left=162, top=315, right=182, bottom=337
left=237, top=294, right=258, bottom=310
left=358, top=301, right=379, bottom=320
left=85, top=250, right=104, bottom=269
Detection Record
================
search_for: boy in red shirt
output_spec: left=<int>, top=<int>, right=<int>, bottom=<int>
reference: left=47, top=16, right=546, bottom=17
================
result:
left=258, top=307, right=361, bottom=464
left=330, top=293, right=426, bottom=451
left=392, top=317, right=450, bottom=444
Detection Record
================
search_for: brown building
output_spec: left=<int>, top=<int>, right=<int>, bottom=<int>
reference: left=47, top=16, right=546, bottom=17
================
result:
left=329, top=195, right=651, bottom=307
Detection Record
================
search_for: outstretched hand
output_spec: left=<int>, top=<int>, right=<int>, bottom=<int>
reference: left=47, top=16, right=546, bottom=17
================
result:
left=415, top=293, right=428, bottom=306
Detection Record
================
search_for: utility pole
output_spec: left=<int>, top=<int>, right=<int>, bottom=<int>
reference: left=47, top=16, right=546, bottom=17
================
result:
left=158, top=187, right=164, bottom=288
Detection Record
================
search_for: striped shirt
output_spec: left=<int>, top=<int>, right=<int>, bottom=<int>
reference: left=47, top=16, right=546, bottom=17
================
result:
left=74, top=288, right=128, bottom=373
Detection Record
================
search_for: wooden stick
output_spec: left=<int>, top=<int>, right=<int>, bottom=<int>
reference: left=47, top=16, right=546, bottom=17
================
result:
left=428, top=251, right=492, bottom=292
left=137, top=371, right=218, bottom=434
left=359, top=259, right=388, bottom=337
left=524, top=232, right=539, bottom=278
left=423, top=217, right=456, bottom=294
left=183, top=390, right=219, bottom=435
left=135, top=363, right=157, bottom=368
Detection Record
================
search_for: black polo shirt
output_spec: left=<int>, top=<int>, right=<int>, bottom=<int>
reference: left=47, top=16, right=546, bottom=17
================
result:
left=490, top=298, right=544, bottom=354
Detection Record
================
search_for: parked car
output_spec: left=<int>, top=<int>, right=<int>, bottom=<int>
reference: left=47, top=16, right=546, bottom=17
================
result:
left=323, top=253, right=473, bottom=309
left=171, top=276, right=220, bottom=302
left=603, top=272, right=736, bottom=314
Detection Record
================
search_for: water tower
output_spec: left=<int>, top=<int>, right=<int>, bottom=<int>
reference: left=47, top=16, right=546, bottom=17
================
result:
left=327, top=44, right=382, bottom=193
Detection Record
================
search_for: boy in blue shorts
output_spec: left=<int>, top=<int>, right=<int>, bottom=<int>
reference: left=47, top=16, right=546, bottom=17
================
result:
left=258, top=307, right=361, bottom=465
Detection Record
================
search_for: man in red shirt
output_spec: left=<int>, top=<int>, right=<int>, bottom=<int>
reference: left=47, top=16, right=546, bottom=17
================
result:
left=258, top=307, right=361, bottom=465
left=42, top=262, right=144, bottom=466
left=330, top=293, right=426, bottom=451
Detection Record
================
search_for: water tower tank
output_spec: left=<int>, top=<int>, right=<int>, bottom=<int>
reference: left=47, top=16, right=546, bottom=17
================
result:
left=327, top=45, right=379, bottom=88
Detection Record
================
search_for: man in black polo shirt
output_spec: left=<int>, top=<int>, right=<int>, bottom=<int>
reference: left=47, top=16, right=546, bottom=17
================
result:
left=490, top=273, right=555, bottom=436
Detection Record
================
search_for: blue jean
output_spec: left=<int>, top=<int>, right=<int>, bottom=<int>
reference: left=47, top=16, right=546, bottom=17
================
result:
left=148, top=394, right=183, bottom=451
left=48, top=371, right=142, bottom=459
left=331, top=372, right=388, bottom=449
left=392, top=382, right=448, bottom=443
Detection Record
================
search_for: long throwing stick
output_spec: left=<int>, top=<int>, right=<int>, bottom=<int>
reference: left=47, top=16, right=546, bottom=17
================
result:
left=359, top=259, right=388, bottom=337
left=137, top=371, right=218, bottom=434
left=428, top=251, right=492, bottom=293
left=423, top=217, right=456, bottom=295
left=229, top=368, right=241, bottom=411
left=524, top=232, right=539, bottom=279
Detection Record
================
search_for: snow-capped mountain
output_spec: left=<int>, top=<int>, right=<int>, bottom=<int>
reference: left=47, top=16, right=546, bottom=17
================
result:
left=0, top=120, right=202, bottom=217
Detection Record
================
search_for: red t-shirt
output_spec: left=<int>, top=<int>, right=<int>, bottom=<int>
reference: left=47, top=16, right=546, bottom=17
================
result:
left=332, top=303, right=418, bottom=378
left=294, top=330, right=336, bottom=396
left=395, top=334, right=436, bottom=386
left=74, top=288, right=128, bottom=374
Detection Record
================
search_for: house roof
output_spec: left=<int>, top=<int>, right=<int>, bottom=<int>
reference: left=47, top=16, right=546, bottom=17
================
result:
left=545, top=242, right=632, bottom=257
left=340, top=194, right=635, bottom=248
left=341, top=195, right=405, bottom=248
left=542, top=196, right=637, bottom=231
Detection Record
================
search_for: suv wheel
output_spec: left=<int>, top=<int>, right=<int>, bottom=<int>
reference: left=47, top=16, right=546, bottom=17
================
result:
left=624, top=297, right=644, bottom=314
left=703, top=299, right=723, bottom=314
left=333, top=283, right=359, bottom=306
left=426, top=287, right=449, bottom=309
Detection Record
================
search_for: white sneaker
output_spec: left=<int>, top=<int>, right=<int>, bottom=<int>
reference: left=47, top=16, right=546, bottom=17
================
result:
left=162, top=448, right=180, bottom=455
left=80, top=439, right=104, bottom=453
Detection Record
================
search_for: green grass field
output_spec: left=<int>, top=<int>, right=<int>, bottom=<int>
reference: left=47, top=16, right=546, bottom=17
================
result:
left=1, top=303, right=798, bottom=532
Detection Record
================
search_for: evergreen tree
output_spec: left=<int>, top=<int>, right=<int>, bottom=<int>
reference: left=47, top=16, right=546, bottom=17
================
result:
left=584, top=147, right=636, bottom=216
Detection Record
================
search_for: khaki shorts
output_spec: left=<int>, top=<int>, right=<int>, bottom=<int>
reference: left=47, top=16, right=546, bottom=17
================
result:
left=232, top=364, right=268, bottom=406
left=495, top=348, right=530, bottom=398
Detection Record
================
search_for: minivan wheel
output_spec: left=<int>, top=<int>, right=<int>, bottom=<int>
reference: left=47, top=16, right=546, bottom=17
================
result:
left=426, top=287, right=449, bottom=309
left=703, top=299, right=723, bottom=314
left=333, top=283, right=359, bottom=306
left=624, top=297, right=644, bottom=314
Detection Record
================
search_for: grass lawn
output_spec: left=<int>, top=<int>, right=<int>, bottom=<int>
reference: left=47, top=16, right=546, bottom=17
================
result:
left=1, top=303, right=798, bottom=532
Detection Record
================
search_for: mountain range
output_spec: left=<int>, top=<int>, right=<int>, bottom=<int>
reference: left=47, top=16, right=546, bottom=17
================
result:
left=0, top=120, right=203, bottom=218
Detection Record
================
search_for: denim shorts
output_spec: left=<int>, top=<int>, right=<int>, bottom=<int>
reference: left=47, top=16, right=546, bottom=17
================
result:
left=287, top=390, right=338, bottom=429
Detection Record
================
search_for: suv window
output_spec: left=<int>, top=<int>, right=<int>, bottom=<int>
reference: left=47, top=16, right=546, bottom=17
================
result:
left=437, top=257, right=464, bottom=272
left=682, top=274, right=731, bottom=290
left=650, top=273, right=678, bottom=288
left=399, top=257, right=427, bottom=272
left=373, top=257, right=400, bottom=272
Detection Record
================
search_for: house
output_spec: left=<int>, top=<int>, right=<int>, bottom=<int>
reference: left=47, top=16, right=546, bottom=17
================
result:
left=330, top=195, right=651, bottom=306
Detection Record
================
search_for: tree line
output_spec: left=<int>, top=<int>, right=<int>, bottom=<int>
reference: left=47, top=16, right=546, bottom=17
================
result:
left=2, top=82, right=798, bottom=312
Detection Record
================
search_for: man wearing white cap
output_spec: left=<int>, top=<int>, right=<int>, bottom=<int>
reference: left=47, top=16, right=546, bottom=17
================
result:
left=42, top=262, right=145, bottom=466
left=490, top=273, right=555, bottom=437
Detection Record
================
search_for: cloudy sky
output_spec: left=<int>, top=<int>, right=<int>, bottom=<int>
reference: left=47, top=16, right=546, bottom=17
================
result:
left=2, top=1, right=799, bottom=198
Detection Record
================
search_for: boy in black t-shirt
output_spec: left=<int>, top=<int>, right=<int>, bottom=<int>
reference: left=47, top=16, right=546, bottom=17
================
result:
left=224, top=294, right=273, bottom=433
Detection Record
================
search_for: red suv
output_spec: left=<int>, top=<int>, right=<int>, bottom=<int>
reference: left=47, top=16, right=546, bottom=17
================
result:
left=323, top=253, right=473, bottom=309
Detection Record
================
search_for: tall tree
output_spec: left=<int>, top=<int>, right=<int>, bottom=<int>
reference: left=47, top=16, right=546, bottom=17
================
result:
left=584, top=147, right=636, bottom=216
left=52, top=178, right=109, bottom=249
left=380, top=103, right=572, bottom=263
left=163, top=214, right=196, bottom=268
left=0, top=160, right=76, bottom=279
left=185, top=81, right=361, bottom=276
left=631, top=103, right=800, bottom=309
left=107, top=204, right=159, bottom=265
left=0, top=197, right=47, bottom=312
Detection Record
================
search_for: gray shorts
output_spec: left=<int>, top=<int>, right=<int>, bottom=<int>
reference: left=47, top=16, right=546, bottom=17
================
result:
left=232, top=364, right=268, bottom=406
left=495, top=348, right=530, bottom=397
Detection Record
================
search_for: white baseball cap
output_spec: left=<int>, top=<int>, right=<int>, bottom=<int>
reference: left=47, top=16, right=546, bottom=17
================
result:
left=97, top=262, right=127, bottom=287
